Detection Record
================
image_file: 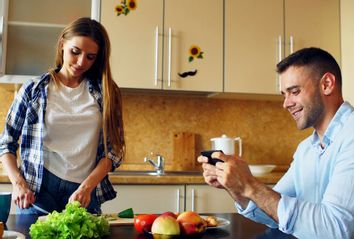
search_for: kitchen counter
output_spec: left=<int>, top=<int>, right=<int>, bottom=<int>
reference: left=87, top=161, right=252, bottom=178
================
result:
left=0, top=166, right=285, bottom=185
left=5, top=213, right=296, bottom=239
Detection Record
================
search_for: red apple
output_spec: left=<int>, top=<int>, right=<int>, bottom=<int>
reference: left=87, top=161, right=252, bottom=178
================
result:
left=161, top=211, right=177, bottom=219
left=134, top=214, right=158, bottom=234
left=151, top=215, right=180, bottom=236
left=176, top=211, right=207, bottom=235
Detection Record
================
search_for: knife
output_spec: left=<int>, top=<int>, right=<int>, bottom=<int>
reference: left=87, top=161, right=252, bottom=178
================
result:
left=32, top=204, right=50, bottom=215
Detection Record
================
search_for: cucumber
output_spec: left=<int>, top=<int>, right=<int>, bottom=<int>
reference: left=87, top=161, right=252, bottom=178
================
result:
left=118, top=208, right=134, bottom=218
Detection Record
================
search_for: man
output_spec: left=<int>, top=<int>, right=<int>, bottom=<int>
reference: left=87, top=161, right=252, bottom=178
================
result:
left=198, top=47, right=354, bottom=239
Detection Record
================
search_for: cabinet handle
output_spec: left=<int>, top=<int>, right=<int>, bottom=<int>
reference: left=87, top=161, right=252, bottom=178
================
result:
left=289, top=36, right=294, bottom=54
left=276, top=35, right=282, bottom=93
left=176, top=188, right=180, bottom=213
left=278, top=35, right=282, bottom=62
left=0, top=16, right=4, bottom=75
left=191, top=188, right=195, bottom=212
left=167, top=27, right=172, bottom=87
left=154, top=26, right=159, bottom=86
left=91, top=0, right=101, bottom=21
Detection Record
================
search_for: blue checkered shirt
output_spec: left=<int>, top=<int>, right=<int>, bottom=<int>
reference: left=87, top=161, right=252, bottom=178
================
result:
left=0, top=72, right=122, bottom=204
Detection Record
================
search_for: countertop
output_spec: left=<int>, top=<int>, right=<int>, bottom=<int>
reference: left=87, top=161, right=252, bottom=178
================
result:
left=5, top=213, right=296, bottom=239
left=0, top=166, right=285, bottom=185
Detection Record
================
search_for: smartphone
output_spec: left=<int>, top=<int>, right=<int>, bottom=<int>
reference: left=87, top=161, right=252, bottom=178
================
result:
left=201, top=150, right=223, bottom=165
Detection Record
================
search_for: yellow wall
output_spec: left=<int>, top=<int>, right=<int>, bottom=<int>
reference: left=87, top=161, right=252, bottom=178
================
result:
left=0, top=86, right=311, bottom=170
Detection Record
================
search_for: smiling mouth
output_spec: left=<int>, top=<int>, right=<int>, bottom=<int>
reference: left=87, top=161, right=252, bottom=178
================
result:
left=290, top=108, right=303, bottom=120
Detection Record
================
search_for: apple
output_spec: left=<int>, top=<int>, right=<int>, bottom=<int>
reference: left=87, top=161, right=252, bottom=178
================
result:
left=151, top=215, right=180, bottom=236
left=161, top=211, right=177, bottom=219
left=176, top=211, right=207, bottom=235
left=134, top=214, right=158, bottom=234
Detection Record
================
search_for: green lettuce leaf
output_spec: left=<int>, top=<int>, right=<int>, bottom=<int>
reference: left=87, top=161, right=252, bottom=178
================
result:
left=29, top=201, right=110, bottom=239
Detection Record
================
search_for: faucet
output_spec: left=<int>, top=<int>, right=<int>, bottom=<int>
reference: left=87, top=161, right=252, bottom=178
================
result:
left=144, top=154, right=165, bottom=175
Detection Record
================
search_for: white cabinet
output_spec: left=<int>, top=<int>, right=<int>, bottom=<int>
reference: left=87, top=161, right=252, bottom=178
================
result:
left=100, top=0, right=223, bottom=92
left=0, top=0, right=92, bottom=83
left=185, top=185, right=236, bottom=213
left=225, top=0, right=340, bottom=95
left=0, top=183, right=16, bottom=214
left=341, top=0, right=354, bottom=105
left=101, top=185, right=184, bottom=214
left=101, top=184, right=237, bottom=214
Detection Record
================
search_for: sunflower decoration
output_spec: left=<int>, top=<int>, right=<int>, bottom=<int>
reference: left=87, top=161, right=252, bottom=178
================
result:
left=188, top=45, right=204, bottom=62
left=115, top=0, right=137, bottom=16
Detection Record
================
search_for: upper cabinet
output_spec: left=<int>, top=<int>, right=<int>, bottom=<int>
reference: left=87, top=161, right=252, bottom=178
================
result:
left=340, top=0, right=354, bottom=105
left=0, top=0, right=91, bottom=83
left=225, top=0, right=340, bottom=95
left=101, top=0, right=223, bottom=92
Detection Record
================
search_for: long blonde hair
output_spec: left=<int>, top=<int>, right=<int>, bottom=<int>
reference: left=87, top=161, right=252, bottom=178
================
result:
left=49, top=17, right=125, bottom=160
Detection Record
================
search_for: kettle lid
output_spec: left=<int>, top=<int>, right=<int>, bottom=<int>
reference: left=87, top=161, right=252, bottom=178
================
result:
left=210, top=134, right=231, bottom=141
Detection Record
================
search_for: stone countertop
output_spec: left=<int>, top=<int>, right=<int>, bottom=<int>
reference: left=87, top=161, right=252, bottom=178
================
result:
left=0, top=167, right=285, bottom=185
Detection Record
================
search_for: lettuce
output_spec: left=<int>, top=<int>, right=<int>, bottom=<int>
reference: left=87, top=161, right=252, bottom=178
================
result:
left=29, top=201, right=110, bottom=239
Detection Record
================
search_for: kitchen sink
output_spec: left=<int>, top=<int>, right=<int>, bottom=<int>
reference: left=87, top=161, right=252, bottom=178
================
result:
left=109, top=170, right=203, bottom=176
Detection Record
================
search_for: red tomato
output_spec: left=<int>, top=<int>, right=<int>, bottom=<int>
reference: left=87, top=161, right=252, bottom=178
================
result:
left=134, top=214, right=158, bottom=234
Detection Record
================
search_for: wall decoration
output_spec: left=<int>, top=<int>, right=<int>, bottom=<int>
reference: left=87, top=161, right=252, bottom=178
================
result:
left=188, top=45, right=204, bottom=62
left=178, top=69, right=198, bottom=78
left=115, top=0, right=137, bottom=16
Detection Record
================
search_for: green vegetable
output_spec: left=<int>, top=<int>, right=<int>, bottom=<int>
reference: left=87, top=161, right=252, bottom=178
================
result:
left=29, top=201, right=110, bottom=239
left=118, top=207, right=134, bottom=218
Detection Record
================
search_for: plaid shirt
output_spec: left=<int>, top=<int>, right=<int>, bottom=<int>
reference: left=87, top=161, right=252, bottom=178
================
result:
left=0, top=72, right=122, bottom=204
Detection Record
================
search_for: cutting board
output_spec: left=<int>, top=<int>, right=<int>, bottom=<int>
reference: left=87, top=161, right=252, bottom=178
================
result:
left=37, top=215, right=134, bottom=226
left=172, top=132, right=197, bottom=170
left=107, top=217, right=134, bottom=226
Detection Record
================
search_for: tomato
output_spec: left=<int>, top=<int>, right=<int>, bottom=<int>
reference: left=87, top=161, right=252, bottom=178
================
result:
left=134, top=214, right=158, bottom=234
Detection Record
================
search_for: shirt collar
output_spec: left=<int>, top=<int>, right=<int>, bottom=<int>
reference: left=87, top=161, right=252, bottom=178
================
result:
left=311, top=102, right=354, bottom=150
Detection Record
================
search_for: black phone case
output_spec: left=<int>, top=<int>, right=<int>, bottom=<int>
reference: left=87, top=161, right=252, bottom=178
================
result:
left=201, top=150, right=223, bottom=165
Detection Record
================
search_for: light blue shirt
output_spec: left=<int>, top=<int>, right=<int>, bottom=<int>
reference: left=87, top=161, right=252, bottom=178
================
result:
left=237, top=102, right=354, bottom=239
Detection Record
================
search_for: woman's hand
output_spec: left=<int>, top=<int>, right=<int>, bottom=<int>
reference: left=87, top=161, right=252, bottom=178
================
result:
left=68, top=184, right=93, bottom=208
left=13, top=180, right=35, bottom=209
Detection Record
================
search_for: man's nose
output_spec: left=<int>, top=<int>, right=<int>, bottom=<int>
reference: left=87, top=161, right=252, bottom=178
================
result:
left=283, top=96, right=294, bottom=109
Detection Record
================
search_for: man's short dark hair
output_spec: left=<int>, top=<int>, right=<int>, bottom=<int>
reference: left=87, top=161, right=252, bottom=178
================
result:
left=276, top=47, right=342, bottom=89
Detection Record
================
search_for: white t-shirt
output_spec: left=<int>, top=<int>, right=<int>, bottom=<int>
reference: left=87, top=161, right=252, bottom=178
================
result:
left=43, top=79, right=102, bottom=183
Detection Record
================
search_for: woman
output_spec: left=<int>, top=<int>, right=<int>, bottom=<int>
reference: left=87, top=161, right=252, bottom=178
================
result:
left=0, top=17, right=125, bottom=214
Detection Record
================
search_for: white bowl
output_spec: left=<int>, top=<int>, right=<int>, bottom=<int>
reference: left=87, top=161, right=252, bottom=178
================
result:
left=249, top=165, right=276, bottom=176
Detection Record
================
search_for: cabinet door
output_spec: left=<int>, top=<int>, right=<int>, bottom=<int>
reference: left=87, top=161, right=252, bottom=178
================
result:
left=101, top=185, right=184, bottom=214
left=101, top=0, right=163, bottom=89
left=341, top=0, right=354, bottom=105
left=4, top=0, right=91, bottom=76
left=163, top=0, right=223, bottom=92
left=0, top=183, right=16, bottom=214
left=185, top=185, right=236, bottom=213
left=285, top=0, right=340, bottom=63
left=225, top=0, right=283, bottom=94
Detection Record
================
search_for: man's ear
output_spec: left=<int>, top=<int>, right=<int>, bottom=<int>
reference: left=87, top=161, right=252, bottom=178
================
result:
left=321, top=72, right=336, bottom=95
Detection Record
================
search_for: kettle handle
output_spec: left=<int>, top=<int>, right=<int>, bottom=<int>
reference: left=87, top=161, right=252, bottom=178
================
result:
left=234, top=137, right=242, bottom=157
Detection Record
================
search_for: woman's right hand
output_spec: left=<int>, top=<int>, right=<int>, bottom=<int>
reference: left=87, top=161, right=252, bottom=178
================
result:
left=13, top=180, right=35, bottom=209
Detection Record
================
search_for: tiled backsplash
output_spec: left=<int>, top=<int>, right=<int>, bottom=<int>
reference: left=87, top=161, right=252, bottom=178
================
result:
left=0, top=86, right=311, bottom=171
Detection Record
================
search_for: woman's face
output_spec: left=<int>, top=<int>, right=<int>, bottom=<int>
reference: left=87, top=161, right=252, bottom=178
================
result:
left=61, top=36, right=99, bottom=80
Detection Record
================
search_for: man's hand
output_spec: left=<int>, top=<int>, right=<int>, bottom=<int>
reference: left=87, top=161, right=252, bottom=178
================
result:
left=197, top=155, right=225, bottom=189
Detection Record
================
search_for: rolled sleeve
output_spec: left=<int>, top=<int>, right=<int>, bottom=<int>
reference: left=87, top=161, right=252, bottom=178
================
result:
left=277, top=194, right=298, bottom=234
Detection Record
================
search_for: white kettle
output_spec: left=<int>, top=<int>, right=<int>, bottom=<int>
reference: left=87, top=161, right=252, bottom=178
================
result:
left=210, top=134, right=242, bottom=156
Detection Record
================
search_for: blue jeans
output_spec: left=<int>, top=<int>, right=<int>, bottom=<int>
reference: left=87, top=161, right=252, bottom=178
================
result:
left=17, top=168, right=101, bottom=215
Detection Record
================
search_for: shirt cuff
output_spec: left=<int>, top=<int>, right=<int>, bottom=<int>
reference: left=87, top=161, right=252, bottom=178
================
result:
left=278, top=194, right=298, bottom=234
left=235, top=200, right=257, bottom=215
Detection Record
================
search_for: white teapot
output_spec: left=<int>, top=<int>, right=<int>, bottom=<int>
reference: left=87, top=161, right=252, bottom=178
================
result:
left=210, top=134, right=242, bottom=156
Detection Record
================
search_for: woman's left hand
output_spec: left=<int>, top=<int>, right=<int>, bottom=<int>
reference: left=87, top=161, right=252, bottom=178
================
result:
left=68, top=184, right=92, bottom=208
